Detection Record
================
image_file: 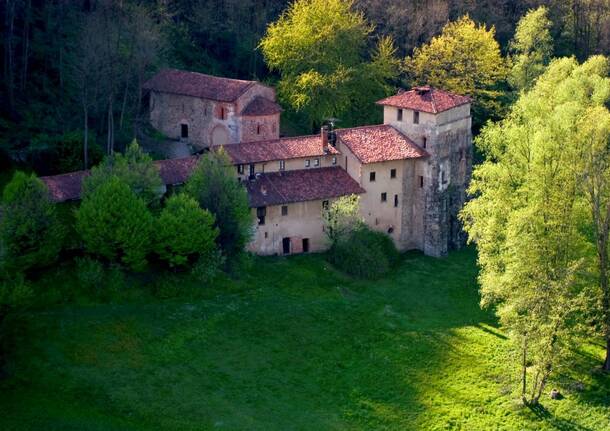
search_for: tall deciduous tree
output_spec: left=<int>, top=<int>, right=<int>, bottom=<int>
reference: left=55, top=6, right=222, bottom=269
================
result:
left=0, top=172, right=64, bottom=274
left=405, top=15, right=508, bottom=127
left=76, top=176, right=153, bottom=271
left=259, top=0, right=399, bottom=129
left=185, top=149, right=253, bottom=260
left=508, top=7, right=554, bottom=91
left=460, top=57, right=607, bottom=404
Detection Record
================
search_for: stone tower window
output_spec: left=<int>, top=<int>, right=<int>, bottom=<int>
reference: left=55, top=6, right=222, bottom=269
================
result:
left=220, top=107, right=225, bottom=120
left=281, top=205, right=288, bottom=216
left=419, top=176, right=424, bottom=188
left=390, top=168, right=396, bottom=179
left=397, top=109, right=403, bottom=121
left=381, top=192, right=387, bottom=202
left=423, top=137, right=427, bottom=148
left=394, top=194, right=399, bottom=207
left=413, top=111, right=420, bottom=124
left=370, top=171, right=376, bottom=182
left=181, top=124, right=188, bottom=139
left=257, top=124, right=261, bottom=135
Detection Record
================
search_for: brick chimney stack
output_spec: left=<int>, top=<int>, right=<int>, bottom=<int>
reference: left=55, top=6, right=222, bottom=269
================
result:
left=321, top=125, right=329, bottom=150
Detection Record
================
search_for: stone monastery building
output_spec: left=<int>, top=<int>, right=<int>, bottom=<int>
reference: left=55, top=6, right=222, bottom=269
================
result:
left=43, top=68, right=473, bottom=257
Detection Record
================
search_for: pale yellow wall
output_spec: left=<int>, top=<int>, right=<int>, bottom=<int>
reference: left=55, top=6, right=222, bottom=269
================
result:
left=248, top=199, right=332, bottom=255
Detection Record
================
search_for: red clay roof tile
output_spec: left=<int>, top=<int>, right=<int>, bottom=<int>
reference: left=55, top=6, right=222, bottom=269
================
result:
left=336, top=124, right=427, bottom=164
left=221, top=135, right=339, bottom=165
left=241, top=96, right=282, bottom=116
left=246, top=167, right=364, bottom=207
left=376, top=86, right=471, bottom=114
left=143, top=69, right=256, bottom=102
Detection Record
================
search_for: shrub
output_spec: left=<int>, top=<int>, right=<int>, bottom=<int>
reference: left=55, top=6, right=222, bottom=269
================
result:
left=75, top=257, right=105, bottom=292
left=82, top=139, right=163, bottom=207
left=154, top=194, right=219, bottom=268
left=328, top=226, right=399, bottom=279
left=76, top=176, right=154, bottom=271
left=0, top=171, right=64, bottom=273
left=185, top=149, right=253, bottom=259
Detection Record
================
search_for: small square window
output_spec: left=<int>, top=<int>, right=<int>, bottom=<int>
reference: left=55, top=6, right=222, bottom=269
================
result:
left=281, top=205, right=288, bottom=216
left=397, top=109, right=403, bottom=121
left=332, top=156, right=337, bottom=165
left=390, top=168, right=396, bottom=179
left=419, top=176, right=424, bottom=188
left=394, top=194, right=399, bottom=207
left=305, top=159, right=310, bottom=168
left=413, top=111, right=420, bottom=124
left=370, top=171, right=376, bottom=182
left=322, top=200, right=329, bottom=210
left=381, top=192, right=387, bottom=202
left=279, top=160, right=285, bottom=171
left=314, top=158, right=320, bottom=167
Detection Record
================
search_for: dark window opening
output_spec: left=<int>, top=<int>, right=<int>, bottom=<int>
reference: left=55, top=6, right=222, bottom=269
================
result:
left=388, top=226, right=394, bottom=234
left=237, top=164, right=244, bottom=174
left=423, top=137, right=427, bottom=148
left=281, top=205, right=288, bottom=216
left=397, top=109, right=403, bottom=121
left=220, top=107, right=225, bottom=120
left=442, top=170, right=447, bottom=184
left=413, top=111, right=420, bottom=124
left=322, top=200, right=329, bottom=210
left=257, top=124, right=261, bottom=134
left=181, top=124, right=188, bottom=138
left=332, top=156, right=337, bottom=165
left=249, top=164, right=255, bottom=179
left=264, top=232, right=268, bottom=239
left=419, top=176, right=424, bottom=188
left=381, top=192, right=387, bottom=202
left=394, top=194, right=399, bottom=207
left=370, top=171, right=376, bottom=182
left=257, top=206, right=266, bottom=225
left=305, top=159, right=310, bottom=168
left=314, top=158, right=320, bottom=167
left=390, top=169, right=396, bottom=179
left=282, top=237, right=291, bottom=254
left=302, top=238, right=310, bottom=253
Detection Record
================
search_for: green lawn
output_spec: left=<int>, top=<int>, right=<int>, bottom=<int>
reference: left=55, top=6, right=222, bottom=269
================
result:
left=0, top=249, right=608, bottom=430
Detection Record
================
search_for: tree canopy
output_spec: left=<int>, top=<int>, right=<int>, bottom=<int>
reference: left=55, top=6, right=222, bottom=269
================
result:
left=405, top=15, right=508, bottom=127
left=260, top=0, right=399, bottom=129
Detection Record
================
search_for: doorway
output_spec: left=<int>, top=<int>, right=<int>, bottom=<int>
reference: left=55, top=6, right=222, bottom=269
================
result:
left=302, top=238, right=309, bottom=253
left=181, top=124, right=188, bottom=139
left=282, top=237, right=291, bottom=255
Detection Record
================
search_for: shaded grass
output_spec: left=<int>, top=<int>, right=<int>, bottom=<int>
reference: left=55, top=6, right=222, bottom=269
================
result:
left=0, top=248, right=608, bottom=430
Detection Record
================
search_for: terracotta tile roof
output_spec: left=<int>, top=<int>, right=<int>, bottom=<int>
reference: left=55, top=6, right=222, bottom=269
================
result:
left=220, top=135, right=339, bottom=165
left=241, top=96, right=282, bottom=116
left=154, top=156, right=199, bottom=186
left=41, top=170, right=89, bottom=202
left=246, top=167, right=364, bottom=207
left=143, top=69, right=256, bottom=102
left=336, top=124, right=428, bottom=164
left=42, top=156, right=199, bottom=203
left=376, top=86, right=471, bottom=114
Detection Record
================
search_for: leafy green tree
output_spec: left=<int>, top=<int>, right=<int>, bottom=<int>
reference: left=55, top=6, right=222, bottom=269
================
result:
left=260, top=0, right=399, bottom=129
left=155, top=194, right=219, bottom=268
left=83, top=140, right=163, bottom=207
left=573, top=56, right=610, bottom=371
left=508, top=7, right=554, bottom=91
left=0, top=172, right=64, bottom=274
left=185, top=149, right=253, bottom=259
left=76, top=176, right=153, bottom=271
left=322, top=194, right=364, bottom=246
left=460, top=57, right=605, bottom=404
left=405, top=15, right=508, bottom=127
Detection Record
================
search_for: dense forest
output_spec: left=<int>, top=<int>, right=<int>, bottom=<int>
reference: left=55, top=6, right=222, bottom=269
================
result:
left=1, top=0, right=609, bottom=175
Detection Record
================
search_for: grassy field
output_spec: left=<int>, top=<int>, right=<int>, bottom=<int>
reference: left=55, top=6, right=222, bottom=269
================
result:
left=0, top=248, right=608, bottom=430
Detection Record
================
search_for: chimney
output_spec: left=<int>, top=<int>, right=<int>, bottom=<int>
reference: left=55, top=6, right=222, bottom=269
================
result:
left=321, top=125, right=329, bottom=149
left=414, top=85, right=431, bottom=95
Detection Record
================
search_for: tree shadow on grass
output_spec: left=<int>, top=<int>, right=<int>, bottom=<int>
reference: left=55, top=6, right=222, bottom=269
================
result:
left=528, top=403, right=596, bottom=431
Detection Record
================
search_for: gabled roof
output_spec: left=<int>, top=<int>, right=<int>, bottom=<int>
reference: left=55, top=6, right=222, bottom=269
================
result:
left=143, top=69, right=256, bottom=102
left=41, top=156, right=199, bottom=203
left=246, top=167, right=364, bottom=208
left=376, top=86, right=471, bottom=114
left=336, top=124, right=428, bottom=164
left=221, top=135, right=339, bottom=165
left=241, top=96, right=282, bottom=116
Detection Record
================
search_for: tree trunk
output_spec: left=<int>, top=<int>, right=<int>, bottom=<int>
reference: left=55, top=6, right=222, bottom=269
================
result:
left=521, top=335, right=528, bottom=403
left=604, top=338, right=610, bottom=372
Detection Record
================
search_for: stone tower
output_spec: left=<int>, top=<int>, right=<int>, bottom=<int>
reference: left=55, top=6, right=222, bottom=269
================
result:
left=377, top=86, right=472, bottom=257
